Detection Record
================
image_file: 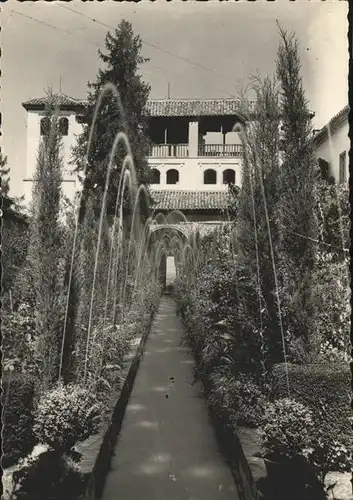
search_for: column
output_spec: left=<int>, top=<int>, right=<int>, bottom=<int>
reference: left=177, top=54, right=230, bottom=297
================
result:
left=160, top=169, right=166, bottom=185
left=188, top=120, right=199, bottom=157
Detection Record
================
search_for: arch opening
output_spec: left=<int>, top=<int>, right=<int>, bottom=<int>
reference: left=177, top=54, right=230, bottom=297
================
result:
left=166, top=169, right=179, bottom=185
left=223, top=169, right=236, bottom=184
left=204, top=169, right=217, bottom=185
left=59, top=117, right=69, bottom=136
left=40, top=117, right=50, bottom=136
left=151, top=168, right=161, bottom=184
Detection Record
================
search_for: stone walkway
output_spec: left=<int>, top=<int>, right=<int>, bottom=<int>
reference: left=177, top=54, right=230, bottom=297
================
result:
left=101, top=295, right=239, bottom=500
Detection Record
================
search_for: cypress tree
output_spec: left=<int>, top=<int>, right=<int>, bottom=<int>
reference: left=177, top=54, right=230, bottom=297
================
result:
left=276, top=26, right=319, bottom=358
left=73, top=20, right=152, bottom=219
left=237, top=76, right=284, bottom=368
left=27, top=94, right=65, bottom=390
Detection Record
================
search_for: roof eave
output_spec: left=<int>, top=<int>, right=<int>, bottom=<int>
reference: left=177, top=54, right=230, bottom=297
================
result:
left=22, top=102, right=87, bottom=112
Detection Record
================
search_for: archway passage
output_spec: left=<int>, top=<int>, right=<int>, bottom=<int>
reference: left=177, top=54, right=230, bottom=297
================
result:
left=149, top=225, right=188, bottom=290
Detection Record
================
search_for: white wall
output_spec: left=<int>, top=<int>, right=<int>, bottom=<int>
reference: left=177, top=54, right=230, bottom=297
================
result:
left=204, top=131, right=242, bottom=145
left=315, top=121, right=349, bottom=182
left=149, top=157, right=242, bottom=190
left=24, top=110, right=83, bottom=204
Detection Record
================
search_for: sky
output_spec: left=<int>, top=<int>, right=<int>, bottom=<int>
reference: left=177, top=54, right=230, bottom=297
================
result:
left=1, top=0, right=348, bottom=197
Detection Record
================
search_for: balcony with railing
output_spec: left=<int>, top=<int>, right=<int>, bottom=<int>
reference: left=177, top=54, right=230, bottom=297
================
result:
left=149, top=144, right=189, bottom=158
left=149, top=143, right=242, bottom=158
left=198, top=144, right=242, bottom=157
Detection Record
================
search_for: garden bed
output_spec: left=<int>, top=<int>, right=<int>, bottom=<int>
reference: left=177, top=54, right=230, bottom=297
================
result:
left=3, top=309, right=156, bottom=500
left=75, top=310, right=156, bottom=500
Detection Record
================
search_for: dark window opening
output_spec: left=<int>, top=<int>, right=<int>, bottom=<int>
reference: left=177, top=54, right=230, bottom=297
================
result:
left=166, top=169, right=179, bottom=185
left=204, top=169, right=217, bottom=185
left=223, top=169, right=236, bottom=184
left=59, top=117, right=69, bottom=136
left=40, top=117, right=50, bottom=136
left=151, top=168, right=161, bottom=184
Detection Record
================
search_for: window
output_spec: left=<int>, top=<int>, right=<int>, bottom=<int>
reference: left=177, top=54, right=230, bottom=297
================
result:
left=204, top=169, right=217, bottom=185
left=166, top=169, right=179, bottom=185
left=40, top=117, right=50, bottom=136
left=339, top=151, right=346, bottom=184
left=223, top=169, right=235, bottom=184
left=150, top=168, right=161, bottom=184
left=59, top=117, right=69, bottom=136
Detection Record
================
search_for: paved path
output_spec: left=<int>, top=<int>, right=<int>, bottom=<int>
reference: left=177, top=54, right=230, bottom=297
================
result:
left=101, top=295, right=239, bottom=500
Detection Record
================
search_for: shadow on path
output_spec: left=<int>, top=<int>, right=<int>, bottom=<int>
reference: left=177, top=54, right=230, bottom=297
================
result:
left=101, top=295, right=239, bottom=500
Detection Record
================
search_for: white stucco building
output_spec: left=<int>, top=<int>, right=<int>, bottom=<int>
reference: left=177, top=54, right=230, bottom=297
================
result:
left=22, top=93, right=347, bottom=208
left=313, top=105, right=349, bottom=184
left=22, top=95, right=86, bottom=205
left=21, top=94, right=250, bottom=206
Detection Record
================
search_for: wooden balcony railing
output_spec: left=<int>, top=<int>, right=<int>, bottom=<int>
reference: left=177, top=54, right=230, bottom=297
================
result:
left=149, top=144, right=189, bottom=158
left=149, top=143, right=243, bottom=158
left=198, top=144, right=243, bottom=157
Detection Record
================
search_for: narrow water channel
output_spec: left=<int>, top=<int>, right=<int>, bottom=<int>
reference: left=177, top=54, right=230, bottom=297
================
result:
left=101, top=295, right=239, bottom=500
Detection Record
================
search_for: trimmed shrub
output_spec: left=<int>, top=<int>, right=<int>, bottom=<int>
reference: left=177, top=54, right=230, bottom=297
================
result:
left=2, top=373, right=36, bottom=469
left=230, top=374, right=268, bottom=428
left=271, top=363, right=352, bottom=444
left=259, top=398, right=326, bottom=499
left=209, top=372, right=268, bottom=429
left=271, top=363, right=353, bottom=482
left=33, top=384, right=102, bottom=453
left=260, top=397, right=314, bottom=460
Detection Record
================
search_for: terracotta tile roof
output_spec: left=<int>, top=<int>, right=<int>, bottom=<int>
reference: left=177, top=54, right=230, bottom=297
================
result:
left=22, top=94, right=254, bottom=117
left=145, top=99, right=254, bottom=117
left=22, top=94, right=87, bottom=110
left=150, top=189, right=232, bottom=211
left=313, top=105, right=349, bottom=146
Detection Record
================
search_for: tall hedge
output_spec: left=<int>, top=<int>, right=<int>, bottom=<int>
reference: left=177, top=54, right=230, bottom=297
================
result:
left=271, top=363, right=352, bottom=443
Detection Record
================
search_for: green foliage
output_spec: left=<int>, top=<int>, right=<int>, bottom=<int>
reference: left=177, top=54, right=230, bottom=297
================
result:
left=1, top=151, right=29, bottom=293
left=313, top=256, right=350, bottom=362
left=2, top=303, right=38, bottom=376
left=209, top=372, right=268, bottom=428
left=260, top=398, right=314, bottom=460
left=236, top=77, right=285, bottom=366
left=2, top=218, right=29, bottom=294
left=276, top=27, right=318, bottom=347
left=12, top=451, right=84, bottom=500
left=33, top=384, right=102, bottom=453
left=25, top=93, right=66, bottom=391
left=73, top=19, right=151, bottom=218
left=271, top=363, right=353, bottom=480
left=0, top=149, right=10, bottom=196
left=230, top=374, right=269, bottom=427
left=271, top=363, right=352, bottom=445
left=2, top=374, right=36, bottom=468
left=85, top=322, right=131, bottom=401
left=314, top=180, right=349, bottom=258
left=309, top=439, right=352, bottom=482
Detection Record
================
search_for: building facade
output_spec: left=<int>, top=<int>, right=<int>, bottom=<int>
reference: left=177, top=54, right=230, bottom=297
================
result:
left=21, top=95, right=245, bottom=220
left=313, top=105, right=349, bottom=184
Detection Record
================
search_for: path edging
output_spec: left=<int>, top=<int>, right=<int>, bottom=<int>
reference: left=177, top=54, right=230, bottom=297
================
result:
left=190, top=347, right=260, bottom=500
left=76, top=309, right=156, bottom=500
